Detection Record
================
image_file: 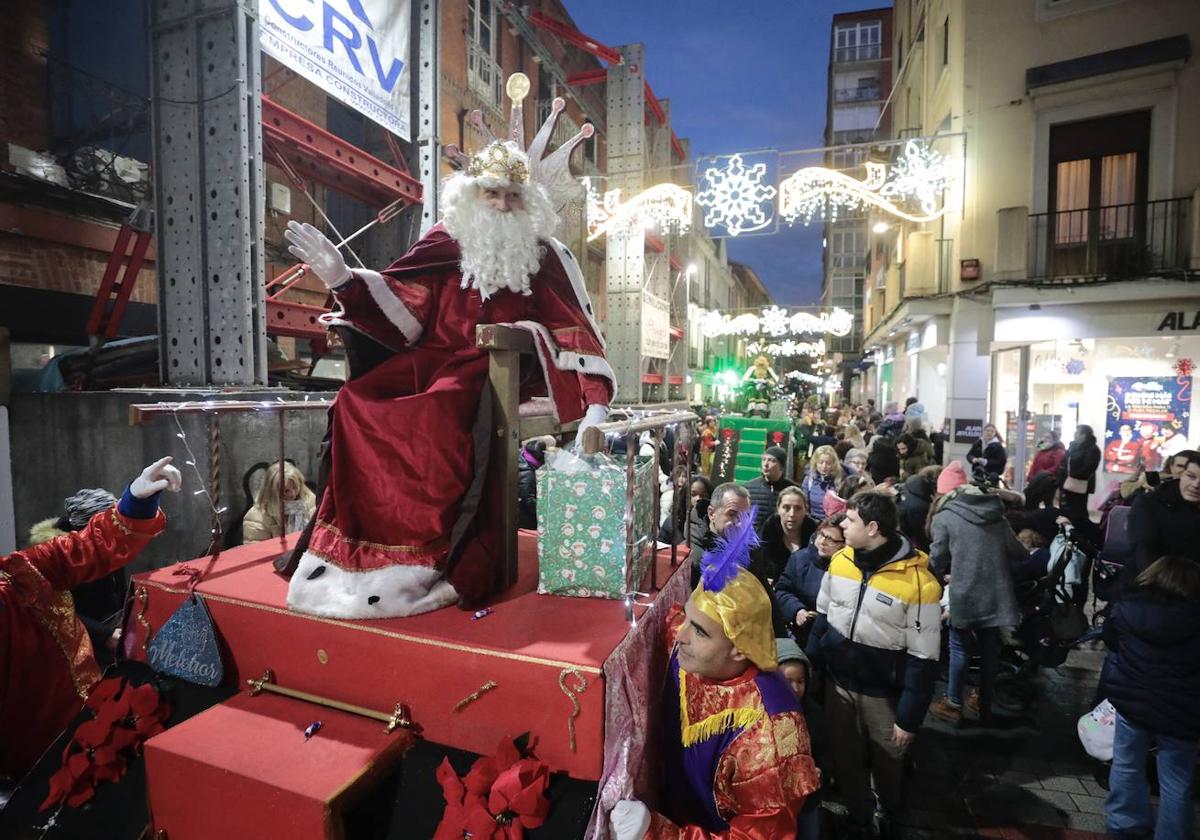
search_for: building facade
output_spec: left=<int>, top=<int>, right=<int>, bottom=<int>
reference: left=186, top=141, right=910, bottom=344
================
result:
left=862, top=0, right=1200, bottom=492
left=823, top=7, right=893, bottom=396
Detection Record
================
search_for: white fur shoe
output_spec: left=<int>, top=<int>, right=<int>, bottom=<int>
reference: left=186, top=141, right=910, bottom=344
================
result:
left=286, top=551, right=459, bottom=619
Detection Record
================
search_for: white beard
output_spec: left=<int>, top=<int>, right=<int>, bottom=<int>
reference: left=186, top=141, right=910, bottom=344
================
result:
left=442, top=175, right=559, bottom=301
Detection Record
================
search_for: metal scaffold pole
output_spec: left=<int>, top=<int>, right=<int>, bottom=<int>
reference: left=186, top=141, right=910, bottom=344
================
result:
left=150, top=0, right=267, bottom=386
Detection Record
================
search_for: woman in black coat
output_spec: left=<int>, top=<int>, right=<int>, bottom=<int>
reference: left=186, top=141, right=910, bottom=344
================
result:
left=967, top=423, right=1007, bottom=482
left=1101, top=554, right=1200, bottom=838
left=1056, top=424, right=1101, bottom=526
left=759, top=486, right=817, bottom=583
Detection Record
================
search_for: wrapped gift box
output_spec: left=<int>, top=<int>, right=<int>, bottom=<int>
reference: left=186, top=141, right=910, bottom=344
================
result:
left=536, top=455, right=656, bottom=599
left=145, top=690, right=411, bottom=840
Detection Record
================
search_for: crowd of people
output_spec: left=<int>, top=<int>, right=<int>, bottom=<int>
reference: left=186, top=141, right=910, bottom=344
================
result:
left=663, top=395, right=1200, bottom=839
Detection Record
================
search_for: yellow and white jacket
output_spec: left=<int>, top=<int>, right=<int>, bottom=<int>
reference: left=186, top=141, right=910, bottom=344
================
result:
left=810, top=535, right=943, bottom=732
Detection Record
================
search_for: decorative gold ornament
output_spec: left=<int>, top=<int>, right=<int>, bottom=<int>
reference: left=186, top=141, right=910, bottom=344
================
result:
left=558, top=667, right=588, bottom=753
left=453, top=679, right=499, bottom=712
left=466, top=142, right=530, bottom=185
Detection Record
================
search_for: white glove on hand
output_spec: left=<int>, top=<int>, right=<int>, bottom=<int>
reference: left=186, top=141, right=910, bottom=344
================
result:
left=573, top=403, right=610, bottom=452
left=609, top=800, right=650, bottom=840
left=284, top=220, right=351, bottom=289
left=130, top=456, right=184, bottom=499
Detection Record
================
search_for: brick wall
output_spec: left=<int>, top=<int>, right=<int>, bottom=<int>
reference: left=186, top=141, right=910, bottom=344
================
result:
left=0, top=0, right=49, bottom=152
left=0, top=231, right=157, bottom=304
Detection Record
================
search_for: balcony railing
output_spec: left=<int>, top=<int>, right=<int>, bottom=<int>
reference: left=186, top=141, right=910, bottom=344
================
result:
left=1028, top=197, right=1192, bottom=280
left=834, top=85, right=882, bottom=103
left=834, top=44, right=883, bottom=63
left=467, top=39, right=503, bottom=112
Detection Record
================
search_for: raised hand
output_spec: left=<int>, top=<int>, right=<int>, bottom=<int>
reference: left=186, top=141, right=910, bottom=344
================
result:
left=284, top=220, right=351, bottom=289
left=130, top=456, right=184, bottom=499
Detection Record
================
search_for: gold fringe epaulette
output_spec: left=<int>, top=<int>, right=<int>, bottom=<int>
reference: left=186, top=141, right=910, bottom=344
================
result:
left=679, top=671, right=765, bottom=747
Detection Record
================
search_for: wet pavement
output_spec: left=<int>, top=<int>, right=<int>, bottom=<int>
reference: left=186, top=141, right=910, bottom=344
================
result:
left=815, top=641, right=1178, bottom=839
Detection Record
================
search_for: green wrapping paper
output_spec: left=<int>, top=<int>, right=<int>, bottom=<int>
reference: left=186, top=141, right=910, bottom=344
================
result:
left=536, top=454, right=657, bottom=599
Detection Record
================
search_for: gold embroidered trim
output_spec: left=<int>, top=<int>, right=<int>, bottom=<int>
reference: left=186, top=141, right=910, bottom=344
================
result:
left=137, top=579, right=603, bottom=675
left=316, top=520, right=450, bottom=554
left=108, top=506, right=133, bottom=537
left=558, top=668, right=588, bottom=753
left=678, top=670, right=764, bottom=748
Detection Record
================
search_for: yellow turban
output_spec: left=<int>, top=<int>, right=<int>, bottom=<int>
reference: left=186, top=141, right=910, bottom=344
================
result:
left=689, top=567, right=777, bottom=671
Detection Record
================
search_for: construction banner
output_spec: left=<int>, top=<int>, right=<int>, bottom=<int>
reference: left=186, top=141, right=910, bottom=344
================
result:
left=260, top=0, right=411, bottom=140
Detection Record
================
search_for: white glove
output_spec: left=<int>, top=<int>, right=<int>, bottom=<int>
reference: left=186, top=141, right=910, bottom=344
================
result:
left=610, top=800, right=650, bottom=840
left=573, top=403, right=610, bottom=452
left=284, top=220, right=351, bottom=289
left=130, top=456, right=184, bottom=499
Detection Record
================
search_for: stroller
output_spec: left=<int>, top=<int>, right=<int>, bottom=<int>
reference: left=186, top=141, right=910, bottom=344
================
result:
left=1009, top=520, right=1098, bottom=671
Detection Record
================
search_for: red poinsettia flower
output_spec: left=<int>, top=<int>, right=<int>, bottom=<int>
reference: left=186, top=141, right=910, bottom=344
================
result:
left=84, top=678, right=124, bottom=712
left=73, top=719, right=113, bottom=751
left=488, top=758, right=551, bottom=837
left=463, top=738, right=521, bottom=798
left=432, top=758, right=470, bottom=840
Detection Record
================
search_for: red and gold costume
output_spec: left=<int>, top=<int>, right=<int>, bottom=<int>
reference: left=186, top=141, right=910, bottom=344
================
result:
left=0, top=503, right=165, bottom=778
left=286, top=224, right=613, bottom=617
left=647, top=606, right=820, bottom=839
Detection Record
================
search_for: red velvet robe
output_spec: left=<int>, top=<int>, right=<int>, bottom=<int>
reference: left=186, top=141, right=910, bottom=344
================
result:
left=287, top=225, right=613, bottom=616
left=0, top=506, right=165, bottom=778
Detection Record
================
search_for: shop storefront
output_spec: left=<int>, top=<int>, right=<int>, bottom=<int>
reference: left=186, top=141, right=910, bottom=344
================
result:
left=991, top=291, right=1200, bottom=494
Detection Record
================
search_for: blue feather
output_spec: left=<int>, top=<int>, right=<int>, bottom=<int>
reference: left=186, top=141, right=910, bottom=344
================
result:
left=700, top=505, right=761, bottom=592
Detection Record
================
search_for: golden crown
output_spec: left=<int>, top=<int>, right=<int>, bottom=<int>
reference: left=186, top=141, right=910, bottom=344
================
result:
left=466, top=142, right=529, bottom=185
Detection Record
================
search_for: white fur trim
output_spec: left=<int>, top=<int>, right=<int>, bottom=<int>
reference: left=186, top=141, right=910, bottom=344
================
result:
left=508, top=319, right=617, bottom=400
left=287, top=550, right=459, bottom=619
left=356, top=269, right=424, bottom=344
left=547, top=238, right=606, bottom=351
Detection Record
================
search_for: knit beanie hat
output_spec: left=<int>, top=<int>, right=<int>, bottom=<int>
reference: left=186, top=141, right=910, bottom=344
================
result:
left=936, top=460, right=969, bottom=495
left=764, top=446, right=788, bottom=464
left=63, top=488, right=118, bottom=531
left=776, top=637, right=811, bottom=670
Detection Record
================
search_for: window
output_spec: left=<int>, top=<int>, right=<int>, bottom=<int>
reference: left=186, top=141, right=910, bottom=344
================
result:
left=1045, top=111, right=1151, bottom=274
left=467, top=0, right=501, bottom=110
left=833, top=21, right=882, bottom=63
left=941, top=16, right=949, bottom=66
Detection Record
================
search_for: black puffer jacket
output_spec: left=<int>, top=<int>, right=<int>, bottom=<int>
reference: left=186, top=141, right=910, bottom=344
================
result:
left=867, top=438, right=900, bottom=484
left=1058, top=439, right=1101, bottom=494
left=1128, top=480, right=1200, bottom=579
left=898, top=472, right=936, bottom=551
left=967, top=439, right=1007, bottom=480
left=1102, top=585, right=1200, bottom=740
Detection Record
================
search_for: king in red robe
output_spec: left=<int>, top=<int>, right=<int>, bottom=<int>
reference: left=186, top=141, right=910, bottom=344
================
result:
left=282, top=129, right=613, bottom=619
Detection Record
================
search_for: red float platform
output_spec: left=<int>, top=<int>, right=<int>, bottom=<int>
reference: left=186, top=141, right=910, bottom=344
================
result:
left=127, top=532, right=688, bottom=782
left=145, top=690, right=413, bottom=840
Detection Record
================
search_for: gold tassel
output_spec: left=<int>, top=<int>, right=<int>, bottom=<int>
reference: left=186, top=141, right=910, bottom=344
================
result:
left=678, top=672, right=764, bottom=747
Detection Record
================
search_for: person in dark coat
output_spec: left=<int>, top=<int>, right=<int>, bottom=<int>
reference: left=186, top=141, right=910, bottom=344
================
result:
left=927, top=462, right=1023, bottom=725
left=1101, top=554, right=1200, bottom=839
left=775, top=514, right=845, bottom=646
left=685, top=475, right=714, bottom=560
left=898, top=467, right=940, bottom=552
left=1127, top=452, right=1200, bottom=583
left=967, top=424, right=1007, bottom=483
left=743, top=446, right=798, bottom=534
left=516, top=438, right=552, bottom=530
left=1056, top=424, right=1101, bottom=525
left=759, top=486, right=817, bottom=584
left=867, top=435, right=901, bottom=485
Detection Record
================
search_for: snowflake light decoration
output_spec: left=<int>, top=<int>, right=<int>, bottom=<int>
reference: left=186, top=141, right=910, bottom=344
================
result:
left=877, top=140, right=952, bottom=216
left=695, top=154, right=777, bottom=237
left=1175, top=357, right=1194, bottom=378
left=700, top=306, right=854, bottom=339
left=583, top=178, right=693, bottom=242
left=779, top=139, right=952, bottom=227
left=1065, top=358, right=1086, bottom=375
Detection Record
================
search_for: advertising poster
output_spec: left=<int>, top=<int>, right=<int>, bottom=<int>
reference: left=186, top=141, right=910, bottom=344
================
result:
left=260, top=0, right=411, bottom=140
left=1104, top=376, right=1192, bottom=473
